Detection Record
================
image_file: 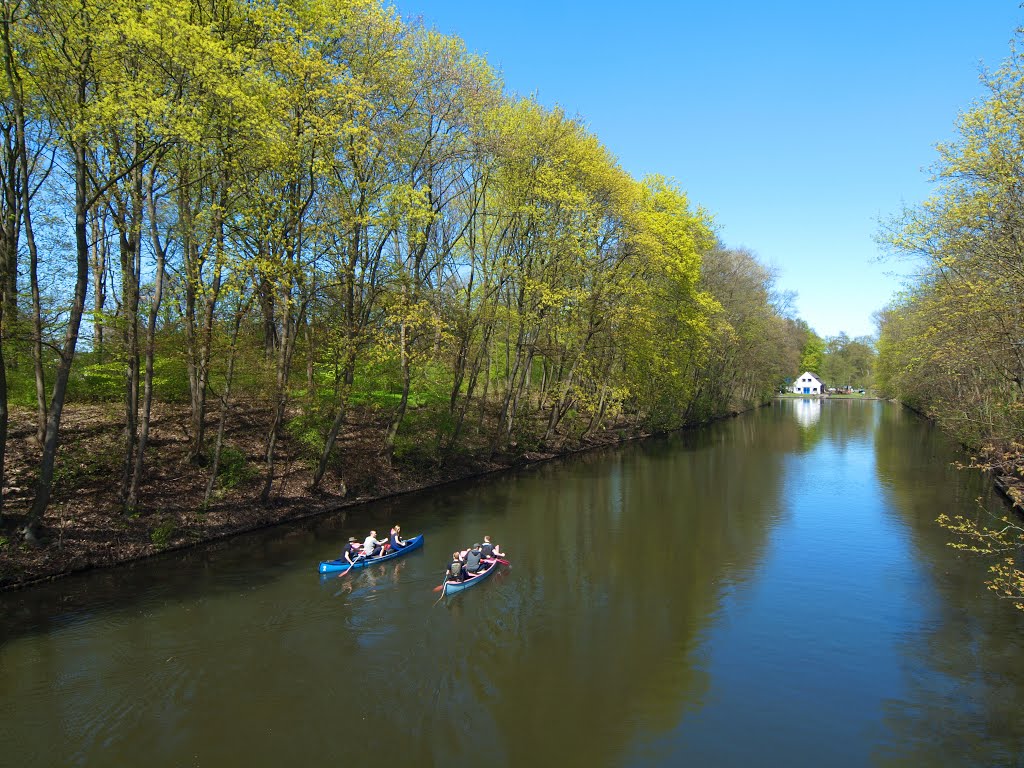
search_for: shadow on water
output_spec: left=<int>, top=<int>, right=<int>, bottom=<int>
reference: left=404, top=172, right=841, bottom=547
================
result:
left=869, top=404, right=1024, bottom=766
left=0, top=428, right=748, bottom=646
left=444, top=415, right=795, bottom=766
left=0, top=467, right=532, bottom=646
left=0, top=412, right=797, bottom=767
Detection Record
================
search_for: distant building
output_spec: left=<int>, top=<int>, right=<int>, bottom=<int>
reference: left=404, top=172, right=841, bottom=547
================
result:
left=791, top=371, right=823, bottom=395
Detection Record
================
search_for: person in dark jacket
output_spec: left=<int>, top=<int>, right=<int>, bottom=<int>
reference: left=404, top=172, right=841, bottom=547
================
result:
left=447, top=551, right=464, bottom=583
left=480, top=535, right=505, bottom=559
left=342, top=537, right=364, bottom=566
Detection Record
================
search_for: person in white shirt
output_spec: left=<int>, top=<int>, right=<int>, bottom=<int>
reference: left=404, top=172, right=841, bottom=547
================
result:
left=362, top=530, right=385, bottom=558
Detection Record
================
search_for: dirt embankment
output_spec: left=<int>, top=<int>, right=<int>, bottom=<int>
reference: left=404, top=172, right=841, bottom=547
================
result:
left=982, top=448, right=1024, bottom=514
left=0, top=401, right=650, bottom=591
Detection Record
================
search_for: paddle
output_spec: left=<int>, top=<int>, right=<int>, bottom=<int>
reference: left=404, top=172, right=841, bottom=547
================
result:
left=433, top=574, right=448, bottom=607
left=484, top=556, right=510, bottom=566
left=337, top=551, right=367, bottom=578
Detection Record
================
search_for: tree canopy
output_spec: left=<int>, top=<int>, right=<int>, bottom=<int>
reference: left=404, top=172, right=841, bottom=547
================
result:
left=0, top=0, right=806, bottom=544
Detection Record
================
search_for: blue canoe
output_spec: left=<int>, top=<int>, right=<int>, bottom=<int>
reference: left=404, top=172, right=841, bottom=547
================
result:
left=442, top=557, right=500, bottom=596
left=318, top=534, right=424, bottom=574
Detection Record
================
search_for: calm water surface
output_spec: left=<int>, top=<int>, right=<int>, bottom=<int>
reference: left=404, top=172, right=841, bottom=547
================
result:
left=2, top=400, right=1024, bottom=767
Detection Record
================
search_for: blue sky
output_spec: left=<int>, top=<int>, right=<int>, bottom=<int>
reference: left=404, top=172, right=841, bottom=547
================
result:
left=395, top=1, right=1022, bottom=339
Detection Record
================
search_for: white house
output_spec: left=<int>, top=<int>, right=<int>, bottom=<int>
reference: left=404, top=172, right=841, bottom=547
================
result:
left=791, top=371, right=823, bottom=395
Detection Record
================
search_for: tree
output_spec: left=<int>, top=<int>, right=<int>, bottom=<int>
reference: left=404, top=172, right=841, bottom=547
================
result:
left=21, top=0, right=133, bottom=540
left=877, top=28, right=1024, bottom=611
left=799, top=332, right=825, bottom=377
left=820, top=332, right=875, bottom=390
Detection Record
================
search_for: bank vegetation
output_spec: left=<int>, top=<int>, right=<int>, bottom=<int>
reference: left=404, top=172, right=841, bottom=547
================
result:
left=0, top=0, right=807, bottom=582
left=877, top=28, right=1024, bottom=610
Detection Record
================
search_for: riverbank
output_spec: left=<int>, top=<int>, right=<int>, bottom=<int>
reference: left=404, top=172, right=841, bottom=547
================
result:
left=979, top=447, right=1024, bottom=514
left=0, top=400, right=682, bottom=591
left=773, top=392, right=880, bottom=400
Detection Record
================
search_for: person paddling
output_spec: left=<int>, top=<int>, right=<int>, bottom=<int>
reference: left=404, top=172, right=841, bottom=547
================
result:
left=446, top=551, right=464, bottom=583
left=342, top=536, right=364, bottom=566
left=463, top=543, right=484, bottom=576
left=363, top=530, right=386, bottom=558
left=480, top=535, right=505, bottom=559
left=339, top=536, right=365, bottom=576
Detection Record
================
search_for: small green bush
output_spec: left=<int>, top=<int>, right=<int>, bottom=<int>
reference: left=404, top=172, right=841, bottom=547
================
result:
left=150, top=521, right=175, bottom=549
left=284, top=411, right=329, bottom=458
left=52, top=441, right=121, bottom=494
left=70, top=360, right=124, bottom=402
left=216, top=445, right=256, bottom=490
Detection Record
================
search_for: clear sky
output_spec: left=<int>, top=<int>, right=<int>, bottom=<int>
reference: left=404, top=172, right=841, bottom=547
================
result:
left=394, top=1, right=1022, bottom=339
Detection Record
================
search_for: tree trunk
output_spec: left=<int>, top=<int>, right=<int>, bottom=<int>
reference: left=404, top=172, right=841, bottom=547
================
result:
left=382, top=319, right=411, bottom=460
left=127, top=172, right=166, bottom=511
left=204, top=304, right=245, bottom=507
left=30, top=203, right=44, bottom=446
left=311, top=355, right=354, bottom=491
left=261, top=296, right=303, bottom=504
left=116, top=166, right=143, bottom=505
left=24, top=142, right=91, bottom=543
left=89, top=212, right=107, bottom=362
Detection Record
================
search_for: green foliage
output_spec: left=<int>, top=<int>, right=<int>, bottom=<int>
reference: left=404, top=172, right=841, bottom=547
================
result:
left=151, top=356, right=192, bottom=403
left=344, top=353, right=449, bottom=411
left=391, top=407, right=453, bottom=463
left=821, top=332, right=875, bottom=389
left=56, top=352, right=192, bottom=404
left=150, top=521, right=176, bottom=550
left=68, top=360, right=123, bottom=402
left=214, top=445, right=256, bottom=490
left=284, top=412, right=329, bottom=458
left=800, top=334, right=826, bottom=377
left=1, top=0, right=811, bottom=525
left=876, top=31, right=1024, bottom=447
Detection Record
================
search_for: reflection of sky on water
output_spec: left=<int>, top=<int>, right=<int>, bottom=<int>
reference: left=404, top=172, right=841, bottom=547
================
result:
left=791, top=397, right=822, bottom=427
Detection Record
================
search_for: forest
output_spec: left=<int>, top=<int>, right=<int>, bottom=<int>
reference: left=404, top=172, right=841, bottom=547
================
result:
left=0, top=0, right=810, bottom=580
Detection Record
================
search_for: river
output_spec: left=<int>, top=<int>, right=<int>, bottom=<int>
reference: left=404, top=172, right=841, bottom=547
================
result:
left=2, top=399, right=1024, bottom=767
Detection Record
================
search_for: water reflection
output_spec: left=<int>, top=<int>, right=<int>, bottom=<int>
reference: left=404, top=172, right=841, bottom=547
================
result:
left=2, top=402, right=1024, bottom=766
left=792, top=396, right=822, bottom=427
left=872, top=404, right=1024, bottom=766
